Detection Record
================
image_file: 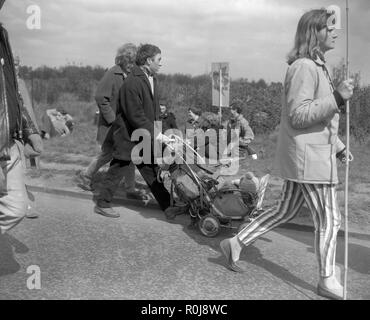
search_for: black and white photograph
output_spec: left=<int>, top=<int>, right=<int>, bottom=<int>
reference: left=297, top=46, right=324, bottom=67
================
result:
left=0, top=0, right=369, bottom=305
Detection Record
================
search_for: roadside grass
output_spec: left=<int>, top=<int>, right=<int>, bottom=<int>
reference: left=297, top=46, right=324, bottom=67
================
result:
left=41, top=122, right=99, bottom=163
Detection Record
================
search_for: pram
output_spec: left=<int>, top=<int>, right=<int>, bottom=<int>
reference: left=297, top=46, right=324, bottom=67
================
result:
left=158, top=134, right=270, bottom=237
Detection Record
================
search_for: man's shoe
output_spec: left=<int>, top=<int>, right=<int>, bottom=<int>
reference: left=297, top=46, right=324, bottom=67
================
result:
left=94, top=202, right=120, bottom=218
left=126, top=190, right=148, bottom=201
left=76, top=170, right=93, bottom=191
left=164, top=205, right=188, bottom=220
left=26, top=211, right=39, bottom=219
left=220, top=239, right=245, bottom=273
left=25, top=204, right=39, bottom=219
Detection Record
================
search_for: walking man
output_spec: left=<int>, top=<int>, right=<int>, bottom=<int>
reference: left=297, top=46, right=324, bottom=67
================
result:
left=76, top=43, right=144, bottom=200
left=94, top=44, right=184, bottom=218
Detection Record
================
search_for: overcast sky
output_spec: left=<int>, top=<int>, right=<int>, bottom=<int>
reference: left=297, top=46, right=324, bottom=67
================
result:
left=1, top=0, right=369, bottom=84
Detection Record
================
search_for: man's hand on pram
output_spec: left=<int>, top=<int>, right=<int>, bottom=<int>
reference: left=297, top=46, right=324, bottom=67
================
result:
left=218, top=157, right=246, bottom=168
left=218, top=158, right=232, bottom=167
left=156, top=132, right=176, bottom=145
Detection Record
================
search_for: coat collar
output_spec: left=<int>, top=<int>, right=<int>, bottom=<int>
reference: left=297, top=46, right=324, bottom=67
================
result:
left=132, top=65, right=157, bottom=79
left=313, top=56, right=325, bottom=66
left=312, top=49, right=326, bottom=66
left=131, top=65, right=156, bottom=99
left=112, top=64, right=126, bottom=77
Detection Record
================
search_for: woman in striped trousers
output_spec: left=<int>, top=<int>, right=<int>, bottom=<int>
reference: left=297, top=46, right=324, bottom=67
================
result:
left=220, top=8, right=354, bottom=300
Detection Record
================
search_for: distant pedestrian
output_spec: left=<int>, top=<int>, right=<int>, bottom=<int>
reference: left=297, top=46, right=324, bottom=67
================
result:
left=187, top=107, right=201, bottom=129
left=220, top=8, right=354, bottom=300
left=159, top=101, right=177, bottom=133
left=229, top=100, right=257, bottom=159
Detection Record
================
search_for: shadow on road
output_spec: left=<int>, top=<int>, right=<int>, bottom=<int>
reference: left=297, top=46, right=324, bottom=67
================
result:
left=275, top=229, right=370, bottom=275
left=0, top=233, right=29, bottom=277
left=206, top=239, right=317, bottom=297
left=113, top=203, right=317, bottom=297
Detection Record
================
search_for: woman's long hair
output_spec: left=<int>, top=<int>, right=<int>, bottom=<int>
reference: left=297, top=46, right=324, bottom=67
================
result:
left=287, top=9, right=332, bottom=65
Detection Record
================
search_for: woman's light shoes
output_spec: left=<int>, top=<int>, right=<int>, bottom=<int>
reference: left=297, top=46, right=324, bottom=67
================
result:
left=220, top=239, right=245, bottom=273
left=317, top=267, right=344, bottom=300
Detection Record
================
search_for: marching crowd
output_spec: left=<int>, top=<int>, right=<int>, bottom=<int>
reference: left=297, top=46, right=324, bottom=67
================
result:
left=0, top=0, right=355, bottom=300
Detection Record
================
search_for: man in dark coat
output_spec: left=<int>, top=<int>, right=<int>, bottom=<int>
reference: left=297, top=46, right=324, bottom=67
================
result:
left=76, top=43, right=144, bottom=200
left=94, top=44, right=185, bottom=218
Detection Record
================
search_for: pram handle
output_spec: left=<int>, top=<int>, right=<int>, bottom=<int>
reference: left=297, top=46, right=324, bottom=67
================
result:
left=164, top=133, right=206, bottom=164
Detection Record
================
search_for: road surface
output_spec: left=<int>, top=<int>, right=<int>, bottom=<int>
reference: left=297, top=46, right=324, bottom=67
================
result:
left=0, top=192, right=369, bottom=300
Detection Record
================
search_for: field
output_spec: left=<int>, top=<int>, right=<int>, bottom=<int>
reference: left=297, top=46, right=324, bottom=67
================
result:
left=25, top=117, right=370, bottom=233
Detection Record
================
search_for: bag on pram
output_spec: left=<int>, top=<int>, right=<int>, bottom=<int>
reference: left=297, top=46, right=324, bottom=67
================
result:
left=170, top=165, right=199, bottom=201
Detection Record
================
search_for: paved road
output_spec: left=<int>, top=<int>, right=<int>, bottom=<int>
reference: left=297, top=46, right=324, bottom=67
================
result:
left=0, top=192, right=369, bottom=300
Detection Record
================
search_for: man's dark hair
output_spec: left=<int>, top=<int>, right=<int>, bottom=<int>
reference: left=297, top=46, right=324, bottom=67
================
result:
left=188, top=107, right=202, bottom=116
left=135, top=44, right=161, bottom=66
left=230, top=100, right=243, bottom=114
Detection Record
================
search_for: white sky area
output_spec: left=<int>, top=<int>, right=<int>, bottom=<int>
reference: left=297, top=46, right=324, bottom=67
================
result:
left=1, top=0, right=369, bottom=84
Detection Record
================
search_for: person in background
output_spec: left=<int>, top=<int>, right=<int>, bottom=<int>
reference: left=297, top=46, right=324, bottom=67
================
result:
left=76, top=43, right=145, bottom=200
left=187, top=107, right=201, bottom=128
left=1, top=0, right=43, bottom=233
left=185, top=107, right=202, bottom=155
left=159, top=101, right=177, bottom=133
left=46, top=108, right=73, bottom=137
left=219, top=8, right=354, bottom=300
left=229, top=100, right=258, bottom=159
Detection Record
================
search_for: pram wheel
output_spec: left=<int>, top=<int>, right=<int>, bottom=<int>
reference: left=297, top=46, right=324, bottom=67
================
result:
left=198, top=214, right=220, bottom=237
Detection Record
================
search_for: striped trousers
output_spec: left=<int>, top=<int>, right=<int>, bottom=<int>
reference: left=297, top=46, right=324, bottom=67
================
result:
left=238, top=180, right=341, bottom=277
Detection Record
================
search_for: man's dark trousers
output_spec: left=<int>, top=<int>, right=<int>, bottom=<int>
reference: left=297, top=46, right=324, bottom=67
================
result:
left=97, top=158, right=171, bottom=211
